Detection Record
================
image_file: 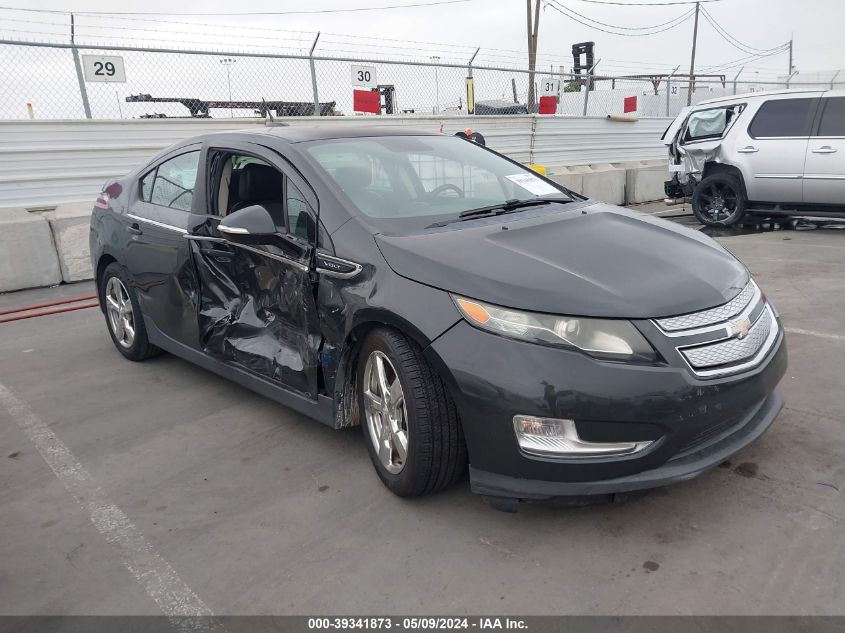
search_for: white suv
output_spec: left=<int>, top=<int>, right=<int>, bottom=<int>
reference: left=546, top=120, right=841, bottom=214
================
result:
left=664, top=89, right=845, bottom=226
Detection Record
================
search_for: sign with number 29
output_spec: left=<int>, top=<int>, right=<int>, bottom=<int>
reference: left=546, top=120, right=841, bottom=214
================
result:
left=81, top=55, right=126, bottom=83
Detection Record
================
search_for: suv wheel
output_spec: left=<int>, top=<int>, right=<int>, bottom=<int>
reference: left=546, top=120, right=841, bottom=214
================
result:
left=100, top=262, right=161, bottom=361
left=692, top=173, right=747, bottom=226
left=358, top=327, right=467, bottom=497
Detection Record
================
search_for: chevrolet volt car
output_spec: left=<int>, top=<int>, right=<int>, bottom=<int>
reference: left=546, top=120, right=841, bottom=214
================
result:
left=90, top=126, right=787, bottom=509
left=664, top=89, right=845, bottom=226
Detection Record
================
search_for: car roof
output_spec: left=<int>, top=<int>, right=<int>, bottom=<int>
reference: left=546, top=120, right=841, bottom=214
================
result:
left=694, top=88, right=825, bottom=107
left=263, top=124, right=440, bottom=143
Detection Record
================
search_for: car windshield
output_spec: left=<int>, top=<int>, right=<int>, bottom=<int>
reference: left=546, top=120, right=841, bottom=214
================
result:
left=303, top=135, right=571, bottom=227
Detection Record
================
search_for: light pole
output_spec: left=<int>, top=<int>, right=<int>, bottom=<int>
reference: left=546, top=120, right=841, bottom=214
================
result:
left=220, top=57, right=237, bottom=117
left=431, top=56, right=440, bottom=113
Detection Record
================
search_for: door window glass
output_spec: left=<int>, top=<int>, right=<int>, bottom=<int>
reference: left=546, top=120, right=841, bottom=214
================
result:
left=683, top=105, right=744, bottom=142
left=748, top=98, right=817, bottom=138
left=140, top=169, right=155, bottom=202
left=286, top=180, right=316, bottom=242
left=149, top=151, right=200, bottom=211
left=816, top=97, right=845, bottom=136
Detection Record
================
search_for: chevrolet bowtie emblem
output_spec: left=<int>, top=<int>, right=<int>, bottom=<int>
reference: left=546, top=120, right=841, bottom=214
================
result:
left=729, top=317, right=752, bottom=340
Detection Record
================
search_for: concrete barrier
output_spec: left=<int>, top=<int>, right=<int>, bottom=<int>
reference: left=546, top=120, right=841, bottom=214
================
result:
left=548, top=160, right=668, bottom=205
left=0, top=209, right=62, bottom=292
left=580, top=163, right=626, bottom=205
left=546, top=165, right=586, bottom=195
left=47, top=202, right=94, bottom=283
left=612, top=159, right=669, bottom=204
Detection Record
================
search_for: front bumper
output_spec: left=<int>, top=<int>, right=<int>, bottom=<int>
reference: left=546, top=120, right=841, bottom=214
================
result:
left=426, top=319, right=787, bottom=499
left=470, top=389, right=782, bottom=499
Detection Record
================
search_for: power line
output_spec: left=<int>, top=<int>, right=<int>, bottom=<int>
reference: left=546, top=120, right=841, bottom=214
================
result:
left=565, top=0, right=718, bottom=4
left=544, top=0, right=695, bottom=36
left=701, top=47, right=791, bottom=74
left=550, top=1, right=694, bottom=30
left=699, top=6, right=788, bottom=55
left=0, top=0, right=475, bottom=16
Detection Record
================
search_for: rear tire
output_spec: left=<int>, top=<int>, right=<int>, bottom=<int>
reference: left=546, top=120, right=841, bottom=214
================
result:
left=100, top=262, right=161, bottom=362
left=358, top=327, right=467, bottom=497
left=692, top=173, right=747, bottom=227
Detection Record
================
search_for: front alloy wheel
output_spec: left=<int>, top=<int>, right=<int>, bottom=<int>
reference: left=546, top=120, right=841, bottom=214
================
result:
left=357, top=327, right=467, bottom=497
left=363, top=351, right=409, bottom=474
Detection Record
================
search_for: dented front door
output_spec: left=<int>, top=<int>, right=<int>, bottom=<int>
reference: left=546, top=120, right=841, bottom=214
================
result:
left=189, top=142, right=322, bottom=399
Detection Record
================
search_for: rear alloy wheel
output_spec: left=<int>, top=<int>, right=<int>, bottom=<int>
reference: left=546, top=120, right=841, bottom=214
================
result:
left=358, top=328, right=467, bottom=497
left=692, top=173, right=747, bottom=227
left=100, top=262, right=161, bottom=361
left=105, top=276, right=135, bottom=349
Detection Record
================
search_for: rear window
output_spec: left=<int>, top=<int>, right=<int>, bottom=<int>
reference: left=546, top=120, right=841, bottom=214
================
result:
left=748, top=98, right=818, bottom=138
left=816, top=97, right=845, bottom=136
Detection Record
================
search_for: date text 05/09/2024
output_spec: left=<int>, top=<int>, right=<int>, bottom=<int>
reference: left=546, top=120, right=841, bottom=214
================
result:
left=307, top=617, right=528, bottom=630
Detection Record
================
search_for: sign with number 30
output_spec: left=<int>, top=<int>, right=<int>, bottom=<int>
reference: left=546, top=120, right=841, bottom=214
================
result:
left=351, top=64, right=377, bottom=88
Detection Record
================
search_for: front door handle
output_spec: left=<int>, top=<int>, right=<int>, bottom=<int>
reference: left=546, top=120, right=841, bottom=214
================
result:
left=737, top=145, right=759, bottom=153
left=126, top=223, right=143, bottom=235
left=812, top=146, right=838, bottom=154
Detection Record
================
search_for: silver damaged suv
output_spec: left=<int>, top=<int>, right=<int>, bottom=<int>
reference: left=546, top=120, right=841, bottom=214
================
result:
left=664, top=89, right=845, bottom=226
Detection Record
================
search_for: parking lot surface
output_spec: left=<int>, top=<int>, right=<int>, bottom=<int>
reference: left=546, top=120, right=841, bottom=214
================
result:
left=1, top=213, right=844, bottom=616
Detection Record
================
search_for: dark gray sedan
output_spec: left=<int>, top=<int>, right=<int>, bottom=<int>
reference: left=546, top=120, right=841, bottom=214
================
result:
left=89, top=125, right=786, bottom=510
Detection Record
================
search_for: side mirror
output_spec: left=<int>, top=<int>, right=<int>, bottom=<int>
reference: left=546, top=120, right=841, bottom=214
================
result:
left=217, top=204, right=308, bottom=262
left=218, top=204, right=286, bottom=246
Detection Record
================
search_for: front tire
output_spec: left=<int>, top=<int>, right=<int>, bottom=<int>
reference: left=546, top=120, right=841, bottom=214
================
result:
left=692, top=173, right=747, bottom=226
left=100, top=262, right=160, bottom=361
left=358, top=327, right=467, bottom=497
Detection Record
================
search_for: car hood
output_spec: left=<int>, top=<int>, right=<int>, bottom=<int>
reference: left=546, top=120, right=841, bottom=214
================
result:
left=374, top=202, right=749, bottom=319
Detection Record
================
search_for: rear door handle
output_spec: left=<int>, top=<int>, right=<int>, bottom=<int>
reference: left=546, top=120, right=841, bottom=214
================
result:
left=812, top=146, right=838, bottom=154
left=737, top=146, right=759, bottom=153
left=126, top=223, right=143, bottom=235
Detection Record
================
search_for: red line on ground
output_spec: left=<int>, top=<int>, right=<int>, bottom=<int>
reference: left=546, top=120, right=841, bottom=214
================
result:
left=0, top=302, right=100, bottom=324
left=0, top=295, right=98, bottom=317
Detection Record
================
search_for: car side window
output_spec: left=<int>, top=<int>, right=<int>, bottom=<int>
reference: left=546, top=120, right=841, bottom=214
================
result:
left=682, top=104, right=744, bottom=143
left=748, top=98, right=817, bottom=138
left=149, top=151, right=200, bottom=211
left=286, top=180, right=316, bottom=242
left=816, top=97, right=845, bottom=136
left=139, top=169, right=155, bottom=202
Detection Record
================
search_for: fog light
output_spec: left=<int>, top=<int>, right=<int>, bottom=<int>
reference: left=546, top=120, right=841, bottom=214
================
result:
left=513, top=415, right=653, bottom=458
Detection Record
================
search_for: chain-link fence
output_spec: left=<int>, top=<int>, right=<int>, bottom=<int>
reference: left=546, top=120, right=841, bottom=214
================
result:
left=2, top=37, right=842, bottom=121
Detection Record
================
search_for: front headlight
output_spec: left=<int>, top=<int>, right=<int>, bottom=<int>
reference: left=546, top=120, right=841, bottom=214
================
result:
left=452, top=295, right=657, bottom=362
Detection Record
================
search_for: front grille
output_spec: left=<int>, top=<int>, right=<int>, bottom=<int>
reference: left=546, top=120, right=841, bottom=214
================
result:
left=681, top=307, right=773, bottom=370
left=656, top=282, right=756, bottom=332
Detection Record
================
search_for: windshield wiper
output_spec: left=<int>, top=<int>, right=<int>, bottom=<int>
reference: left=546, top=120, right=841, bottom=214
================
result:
left=426, top=197, right=571, bottom=229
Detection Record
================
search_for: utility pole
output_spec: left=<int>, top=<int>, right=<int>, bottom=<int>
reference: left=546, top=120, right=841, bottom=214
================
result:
left=788, top=38, right=793, bottom=76
left=687, top=1, right=700, bottom=106
left=526, top=0, right=540, bottom=112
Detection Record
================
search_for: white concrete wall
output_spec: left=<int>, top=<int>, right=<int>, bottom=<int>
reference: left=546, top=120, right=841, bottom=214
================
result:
left=0, top=115, right=670, bottom=211
left=0, top=115, right=672, bottom=293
